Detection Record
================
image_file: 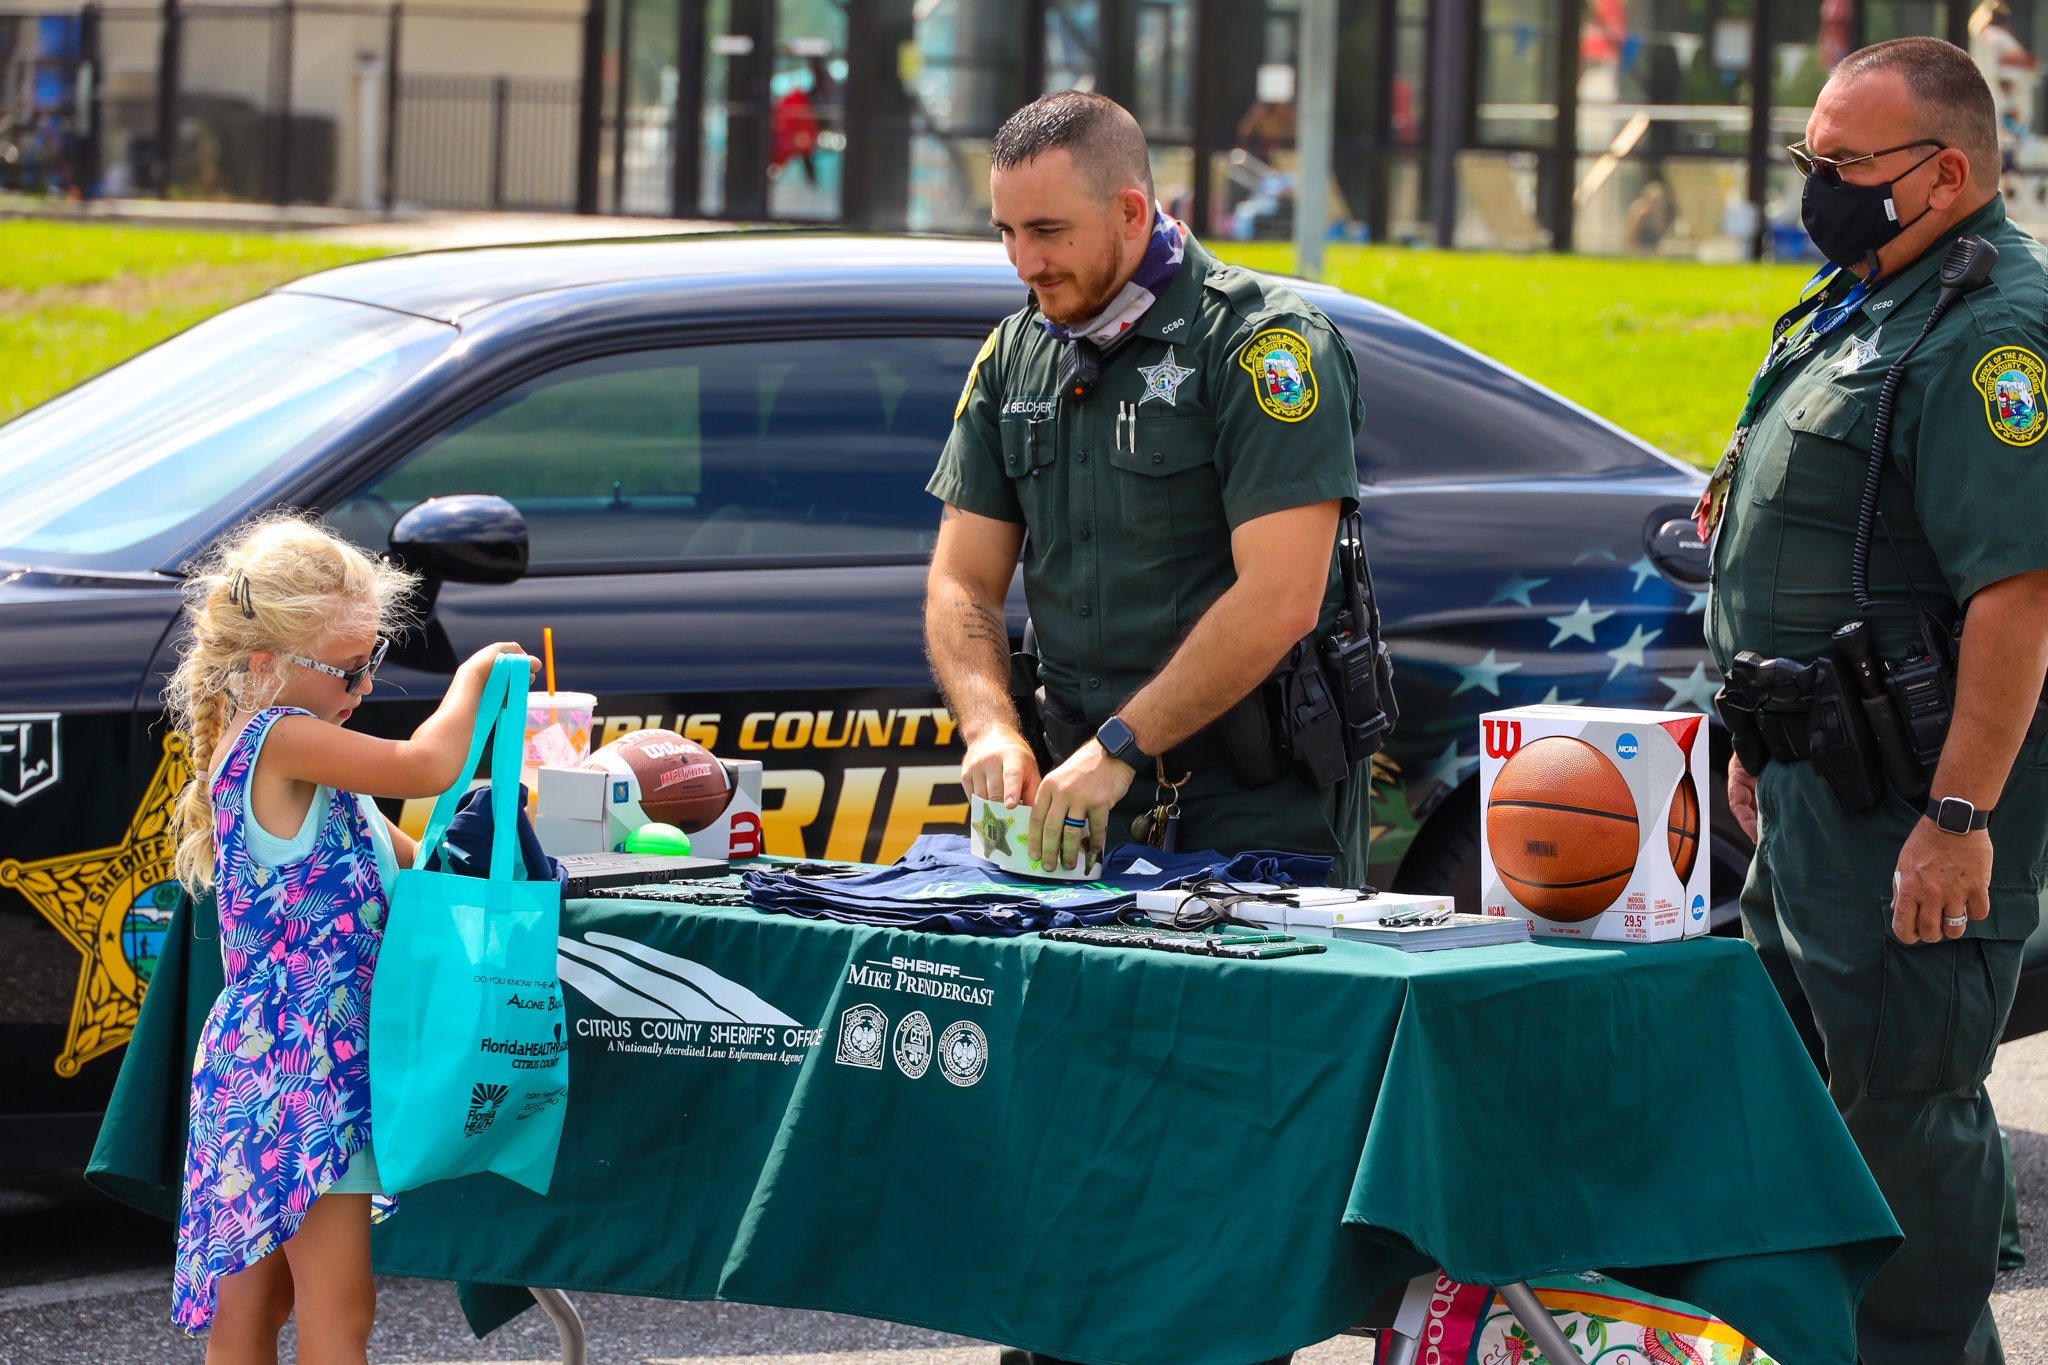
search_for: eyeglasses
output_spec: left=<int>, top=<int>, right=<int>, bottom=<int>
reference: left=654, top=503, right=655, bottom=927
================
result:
left=1787, top=139, right=1946, bottom=186
left=282, top=636, right=390, bottom=694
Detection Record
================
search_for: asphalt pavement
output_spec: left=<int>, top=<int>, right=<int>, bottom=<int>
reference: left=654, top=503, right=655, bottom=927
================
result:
left=15, top=1032, right=2048, bottom=1363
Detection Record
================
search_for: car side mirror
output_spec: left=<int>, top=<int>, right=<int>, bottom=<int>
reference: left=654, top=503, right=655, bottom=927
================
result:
left=387, top=494, right=529, bottom=587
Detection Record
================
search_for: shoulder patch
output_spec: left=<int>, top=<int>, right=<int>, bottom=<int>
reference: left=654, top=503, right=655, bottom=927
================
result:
left=955, top=325, right=1002, bottom=421
left=1972, top=345, right=2048, bottom=446
left=1238, top=327, right=1318, bottom=422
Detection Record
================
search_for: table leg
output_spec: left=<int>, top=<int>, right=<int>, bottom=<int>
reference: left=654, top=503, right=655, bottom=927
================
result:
left=527, top=1286, right=588, bottom=1365
left=1379, top=1329, right=1421, bottom=1365
left=1494, top=1281, right=1584, bottom=1364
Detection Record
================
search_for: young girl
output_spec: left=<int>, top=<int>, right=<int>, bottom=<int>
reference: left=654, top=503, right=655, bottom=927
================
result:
left=167, top=513, right=535, bottom=1363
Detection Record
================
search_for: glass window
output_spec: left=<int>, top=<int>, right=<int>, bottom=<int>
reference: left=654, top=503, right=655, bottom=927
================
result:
left=1477, top=0, right=1558, bottom=148
left=331, top=335, right=984, bottom=569
left=1573, top=0, right=1755, bottom=259
left=768, top=0, right=847, bottom=221
left=0, top=293, right=454, bottom=571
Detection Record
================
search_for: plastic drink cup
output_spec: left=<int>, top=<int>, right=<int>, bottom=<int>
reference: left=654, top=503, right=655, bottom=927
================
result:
left=522, top=691, right=595, bottom=809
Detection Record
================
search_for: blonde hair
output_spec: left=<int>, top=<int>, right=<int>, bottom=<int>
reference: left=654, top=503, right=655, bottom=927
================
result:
left=167, top=512, right=419, bottom=890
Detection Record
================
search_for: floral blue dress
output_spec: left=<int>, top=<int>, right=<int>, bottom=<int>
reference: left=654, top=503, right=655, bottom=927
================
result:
left=173, top=707, right=395, bottom=1331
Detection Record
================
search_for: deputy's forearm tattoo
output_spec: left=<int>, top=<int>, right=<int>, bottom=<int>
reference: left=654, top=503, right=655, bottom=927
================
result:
left=957, top=598, right=1008, bottom=657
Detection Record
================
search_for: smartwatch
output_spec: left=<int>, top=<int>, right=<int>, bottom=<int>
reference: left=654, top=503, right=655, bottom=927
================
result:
left=1096, top=715, right=1149, bottom=771
left=1926, top=796, right=1992, bottom=834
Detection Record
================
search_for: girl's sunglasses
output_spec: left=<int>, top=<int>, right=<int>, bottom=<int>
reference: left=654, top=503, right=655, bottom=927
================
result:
left=282, top=636, right=391, bottom=694
left=1787, top=139, right=1945, bottom=186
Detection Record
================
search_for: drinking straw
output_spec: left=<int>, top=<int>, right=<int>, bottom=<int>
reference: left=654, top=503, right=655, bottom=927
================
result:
left=543, top=627, right=557, bottom=696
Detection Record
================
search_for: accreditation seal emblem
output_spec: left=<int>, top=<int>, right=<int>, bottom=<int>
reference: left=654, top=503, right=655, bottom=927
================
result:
left=1973, top=346, right=2048, bottom=446
left=937, top=1019, right=988, bottom=1087
left=835, top=1003, right=888, bottom=1069
left=892, top=1010, right=933, bottom=1079
left=1239, top=327, right=1317, bottom=422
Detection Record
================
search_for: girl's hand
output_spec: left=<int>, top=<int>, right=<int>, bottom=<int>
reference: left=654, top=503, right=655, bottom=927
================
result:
left=460, top=642, right=538, bottom=680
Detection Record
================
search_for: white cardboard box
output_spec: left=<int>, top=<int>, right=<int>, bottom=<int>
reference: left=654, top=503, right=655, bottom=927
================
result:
left=1478, top=705, right=1710, bottom=941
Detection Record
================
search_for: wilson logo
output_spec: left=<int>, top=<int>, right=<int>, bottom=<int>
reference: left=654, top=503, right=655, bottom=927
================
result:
left=1482, top=719, right=1522, bottom=759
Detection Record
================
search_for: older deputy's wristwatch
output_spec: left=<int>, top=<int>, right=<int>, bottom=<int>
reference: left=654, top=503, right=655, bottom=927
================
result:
left=1927, top=796, right=1992, bottom=834
left=1096, top=715, right=1149, bottom=771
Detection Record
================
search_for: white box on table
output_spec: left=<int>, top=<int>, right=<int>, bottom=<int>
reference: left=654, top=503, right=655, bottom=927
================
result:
left=534, top=765, right=610, bottom=856
left=1478, top=704, right=1710, bottom=942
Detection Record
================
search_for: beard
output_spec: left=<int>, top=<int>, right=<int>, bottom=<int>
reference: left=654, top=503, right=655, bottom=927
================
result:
left=1032, top=230, right=1131, bottom=328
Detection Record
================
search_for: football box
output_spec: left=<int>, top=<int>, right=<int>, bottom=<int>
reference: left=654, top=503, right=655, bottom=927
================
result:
left=1477, top=704, right=1710, bottom=942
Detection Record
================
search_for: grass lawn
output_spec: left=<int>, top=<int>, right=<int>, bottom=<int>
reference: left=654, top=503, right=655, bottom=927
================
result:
left=0, top=219, right=391, bottom=419
left=1213, top=242, right=1815, bottom=466
left=0, top=220, right=1811, bottom=466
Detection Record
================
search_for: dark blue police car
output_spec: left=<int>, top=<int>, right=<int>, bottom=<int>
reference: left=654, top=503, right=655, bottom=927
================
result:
left=0, top=230, right=1954, bottom=1171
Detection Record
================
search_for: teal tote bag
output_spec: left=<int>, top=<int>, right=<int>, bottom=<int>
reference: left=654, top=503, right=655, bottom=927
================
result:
left=370, top=654, right=567, bottom=1195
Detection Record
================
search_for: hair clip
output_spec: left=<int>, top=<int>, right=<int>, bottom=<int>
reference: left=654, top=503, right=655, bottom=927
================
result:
left=227, top=570, right=256, bottom=620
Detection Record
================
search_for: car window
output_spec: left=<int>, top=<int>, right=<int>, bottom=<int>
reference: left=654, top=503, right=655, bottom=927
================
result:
left=328, top=335, right=983, bottom=567
left=1316, top=299, right=1675, bottom=484
left=0, top=294, right=454, bottom=571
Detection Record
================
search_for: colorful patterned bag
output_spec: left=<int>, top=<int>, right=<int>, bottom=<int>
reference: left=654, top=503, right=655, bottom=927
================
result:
left=1381, top=1271, right=1775, bottom=1365
left=369, top=654, right=568, bottom=1194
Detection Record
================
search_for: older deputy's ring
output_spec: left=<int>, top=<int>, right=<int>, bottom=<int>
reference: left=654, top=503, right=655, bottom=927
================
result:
left=1945, top=916, right=1968, bottom=927
left=1063, top=816, right=1089, bottom=828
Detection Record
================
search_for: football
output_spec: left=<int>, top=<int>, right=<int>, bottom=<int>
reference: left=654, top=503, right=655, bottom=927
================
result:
left=584, top=729, right=734, bottom=834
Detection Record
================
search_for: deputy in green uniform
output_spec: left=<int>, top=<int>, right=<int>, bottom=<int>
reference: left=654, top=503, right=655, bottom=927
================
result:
left=1706, top=39, right=2048, bottom=1365
left=924, top=90, right=1368, bottom=886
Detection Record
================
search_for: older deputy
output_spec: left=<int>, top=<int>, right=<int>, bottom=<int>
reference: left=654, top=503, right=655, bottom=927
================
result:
left=1706, top=37, right=2048, bottom=1365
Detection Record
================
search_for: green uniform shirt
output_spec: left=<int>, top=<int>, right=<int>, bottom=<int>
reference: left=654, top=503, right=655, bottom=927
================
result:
left=929, top=234, right=1364, bottom=724
left=1709, top=197, right=2048, bottom=670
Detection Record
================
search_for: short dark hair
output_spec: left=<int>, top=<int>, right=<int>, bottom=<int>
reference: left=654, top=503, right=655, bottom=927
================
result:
left=1831, top=37, right=1999, bottom=187
left=989, top=91, right=1153, bottom=204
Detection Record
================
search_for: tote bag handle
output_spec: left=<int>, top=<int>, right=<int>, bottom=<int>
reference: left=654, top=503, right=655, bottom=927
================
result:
left=412, top=654, right=530, bottom=883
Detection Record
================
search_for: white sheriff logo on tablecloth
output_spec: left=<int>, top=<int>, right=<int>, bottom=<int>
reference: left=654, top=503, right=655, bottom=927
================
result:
left=836, top=1003, right=888, bottom=1069
left=892, top=1010, right=933, bottom=1078
left=938, top=1020, right=988, bottom=1087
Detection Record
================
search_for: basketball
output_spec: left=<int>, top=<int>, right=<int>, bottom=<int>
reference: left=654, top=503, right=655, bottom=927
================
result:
left=584, top=729, right=734, bottom=834
left=1486, top=736, right=1640, bottom=921
left=1668, top=772, right=1700, bottom=882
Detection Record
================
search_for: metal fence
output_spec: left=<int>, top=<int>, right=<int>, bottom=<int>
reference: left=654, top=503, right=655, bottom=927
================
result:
left=394, top=73, right=575, bottom=210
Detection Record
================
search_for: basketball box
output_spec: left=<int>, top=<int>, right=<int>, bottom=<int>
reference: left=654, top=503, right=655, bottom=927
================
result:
left=1478, top=705, right=1709, bottom=941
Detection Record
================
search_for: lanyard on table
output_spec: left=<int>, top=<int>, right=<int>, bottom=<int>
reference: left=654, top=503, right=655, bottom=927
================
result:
left=1695, top=264, right=1885, bottom=536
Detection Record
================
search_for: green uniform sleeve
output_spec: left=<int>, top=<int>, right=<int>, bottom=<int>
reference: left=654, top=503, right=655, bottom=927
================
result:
left=927, top=322, right=1024, bottom=525
left=1912, top=332, right=2048, bottom=602
left=1210, top=312, right=1362, bottom=529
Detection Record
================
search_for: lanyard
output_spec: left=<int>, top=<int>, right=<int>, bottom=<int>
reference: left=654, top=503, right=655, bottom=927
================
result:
left=1735, top=264, right=1884, bottom=427
left=1696, top=264, right=1886, bottom=535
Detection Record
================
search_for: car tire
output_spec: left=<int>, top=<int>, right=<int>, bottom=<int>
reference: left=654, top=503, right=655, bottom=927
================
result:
left=1390, top=778, right=1482, bottom=914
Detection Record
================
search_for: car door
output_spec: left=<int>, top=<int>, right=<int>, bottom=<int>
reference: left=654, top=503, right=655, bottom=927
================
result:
left=323, top=330, right=990, bottom=862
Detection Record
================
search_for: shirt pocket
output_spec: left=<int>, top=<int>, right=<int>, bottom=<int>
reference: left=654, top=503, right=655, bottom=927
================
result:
left=999, top=416, right=1060, bottom=523
left=1753, top=383, right=1867, bottom=525
left=1108, top=414, right=1222, bottom=559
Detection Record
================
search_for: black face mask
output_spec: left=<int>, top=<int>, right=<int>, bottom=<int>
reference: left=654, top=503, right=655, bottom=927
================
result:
left=1801, top=152, right=1940, bottom=270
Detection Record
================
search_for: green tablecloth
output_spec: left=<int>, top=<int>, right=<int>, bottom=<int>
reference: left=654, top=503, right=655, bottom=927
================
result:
left=93, top=893, right=1900, bottom=1365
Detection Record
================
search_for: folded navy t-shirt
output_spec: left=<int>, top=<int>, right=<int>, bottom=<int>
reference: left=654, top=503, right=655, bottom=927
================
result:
left=740, top=835, right=1333, bottom=937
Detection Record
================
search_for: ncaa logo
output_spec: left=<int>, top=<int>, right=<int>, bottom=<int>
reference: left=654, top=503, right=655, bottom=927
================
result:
left=1692, top=894, right=1707, bottom=922
left=1615, top=733, right=1639, bottom=759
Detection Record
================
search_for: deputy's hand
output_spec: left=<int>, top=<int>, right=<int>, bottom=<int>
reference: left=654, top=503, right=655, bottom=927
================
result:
left=1029, top=740, right=1138, bottom=870
left=960, top=726, right=1041, bottom=809
left=1892, top=819, right=1993, bottom=944
left=1728, top=761, right=1759, bottom=843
